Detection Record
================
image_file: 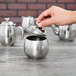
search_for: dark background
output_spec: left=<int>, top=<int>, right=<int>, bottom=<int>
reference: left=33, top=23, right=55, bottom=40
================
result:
left=0, top=0, right=76, bottom=25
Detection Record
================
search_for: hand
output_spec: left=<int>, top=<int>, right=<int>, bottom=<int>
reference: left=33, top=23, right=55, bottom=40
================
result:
left=37, top=6, right=76, bottom=27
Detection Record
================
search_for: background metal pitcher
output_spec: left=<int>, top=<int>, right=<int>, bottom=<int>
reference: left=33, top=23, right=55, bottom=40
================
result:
left=51, top=24, right=76, bottom=41
left=0, top=18, right=24, bottom=46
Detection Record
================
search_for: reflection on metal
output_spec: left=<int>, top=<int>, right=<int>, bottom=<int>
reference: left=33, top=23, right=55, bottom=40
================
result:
left=24, top=35, right=49, bottom=59
left=0, top=18, right=24, bottom=46
left=51, top=24, right=76, bottom=41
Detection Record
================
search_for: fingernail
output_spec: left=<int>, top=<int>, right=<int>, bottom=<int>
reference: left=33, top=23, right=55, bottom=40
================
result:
left=38, top=23, right=42, bottom=27
left=37, top=19, right=41, bottom=23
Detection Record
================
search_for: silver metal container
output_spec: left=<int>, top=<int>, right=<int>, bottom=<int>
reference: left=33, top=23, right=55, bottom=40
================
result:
left=0, top=18, right=24, bottom=46
left=24, top=35, right=49, bottom=59
left=51, top=24, right=76, bottom=41
left=22, top=16, right=35, bottom=32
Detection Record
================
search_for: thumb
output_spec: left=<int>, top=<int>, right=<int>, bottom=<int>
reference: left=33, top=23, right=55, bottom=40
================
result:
left=39, top=18, right=54, bottom=27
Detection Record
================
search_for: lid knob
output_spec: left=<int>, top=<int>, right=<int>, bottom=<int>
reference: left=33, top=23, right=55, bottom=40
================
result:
left=5, top=18, right=10, bottom=22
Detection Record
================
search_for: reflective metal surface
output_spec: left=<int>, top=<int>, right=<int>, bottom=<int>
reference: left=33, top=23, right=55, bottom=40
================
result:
left=24, top=35, right=48, bottom=59
left=22, top=16, right=35, bottom=32
left=0, top=18, right=24, bottom=46
left=27, top=26, right=46, bottom=35
left=51, top=24, right=76, bottom=41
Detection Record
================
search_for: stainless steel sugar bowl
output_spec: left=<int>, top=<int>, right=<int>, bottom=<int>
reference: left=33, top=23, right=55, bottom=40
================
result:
left=24, top=35, right=49, bottom=59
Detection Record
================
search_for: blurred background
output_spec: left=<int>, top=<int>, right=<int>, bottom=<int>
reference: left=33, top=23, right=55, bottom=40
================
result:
left=0, top=0, right=76, bottom=26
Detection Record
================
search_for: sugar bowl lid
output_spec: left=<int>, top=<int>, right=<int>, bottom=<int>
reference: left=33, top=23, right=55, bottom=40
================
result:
left=27, top=19, right=46, bottom=36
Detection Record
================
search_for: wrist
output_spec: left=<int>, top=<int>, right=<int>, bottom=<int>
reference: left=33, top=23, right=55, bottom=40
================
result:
left=70, top=11, right=76, bottom=24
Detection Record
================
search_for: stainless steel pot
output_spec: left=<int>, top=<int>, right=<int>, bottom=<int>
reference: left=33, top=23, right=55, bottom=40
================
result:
left=0, top=18, right=24, bottom=46
left=22, top=16, right=35, bottom=32
left=51, top=24, right=76, bottom=41
left=24, top=35, right=49, bottom=59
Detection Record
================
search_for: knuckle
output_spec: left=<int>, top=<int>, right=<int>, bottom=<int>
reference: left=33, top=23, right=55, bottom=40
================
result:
left=51, top=6, right=56, bottom=9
